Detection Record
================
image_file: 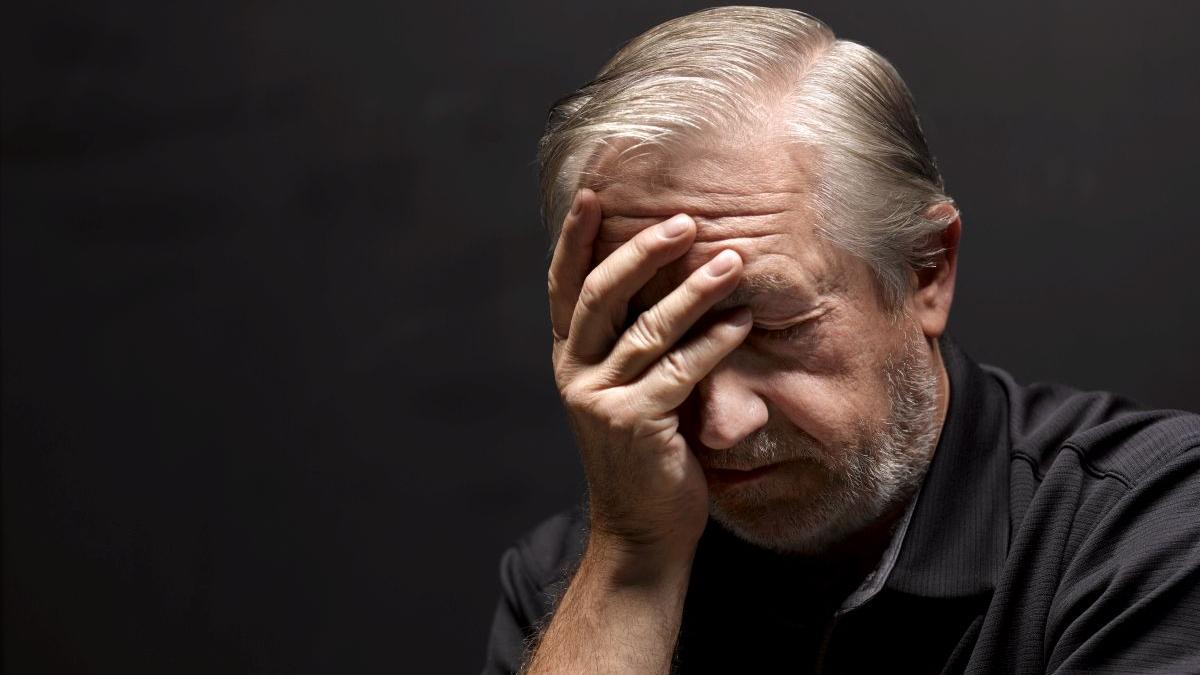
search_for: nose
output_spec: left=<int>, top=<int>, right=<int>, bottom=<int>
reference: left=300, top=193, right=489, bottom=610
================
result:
left=694, top=361, right=769, bottom=450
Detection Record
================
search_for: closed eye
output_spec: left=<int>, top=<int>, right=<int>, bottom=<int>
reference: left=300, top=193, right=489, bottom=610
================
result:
left=750, top=307, right=828, bottom=343
left=752, top=322, right=815, bottom=341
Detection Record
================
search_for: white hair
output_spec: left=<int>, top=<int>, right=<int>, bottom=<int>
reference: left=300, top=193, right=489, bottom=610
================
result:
left=538, top=6, right=959, bottom=309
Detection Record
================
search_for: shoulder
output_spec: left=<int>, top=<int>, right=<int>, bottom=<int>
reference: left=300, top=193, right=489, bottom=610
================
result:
left=496, top=505, right=590, bottom=618
left=1041, top=440, right=1200, bottom=672
left=983, top=363, right=1200, bottom=486
left=976, top=366, right=1200, bottom=671
left=482, top=507, right=588, bottom=674
left=483, top=507, right=589, bottom=674
left=507, top=506, right=590, bottom=583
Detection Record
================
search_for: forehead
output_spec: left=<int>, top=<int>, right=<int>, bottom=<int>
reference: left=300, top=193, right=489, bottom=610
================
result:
left=589, top=137, right=845, bottom=312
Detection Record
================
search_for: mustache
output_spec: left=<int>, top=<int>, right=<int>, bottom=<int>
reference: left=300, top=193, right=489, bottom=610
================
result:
left=696, top=426, right=831, bottom=471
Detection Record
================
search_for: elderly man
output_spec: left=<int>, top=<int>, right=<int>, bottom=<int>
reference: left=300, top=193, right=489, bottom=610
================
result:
left=483, top=7, right=1200, bottom=674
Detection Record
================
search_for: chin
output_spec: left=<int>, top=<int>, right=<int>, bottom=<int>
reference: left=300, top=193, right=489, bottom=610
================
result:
left=707, top=462, right=877, bottom=555
left=708, top=454, right=921, bottom=555
left=710, top=504, right=861, bottom=556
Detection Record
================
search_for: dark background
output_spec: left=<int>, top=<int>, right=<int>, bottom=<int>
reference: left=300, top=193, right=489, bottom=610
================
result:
left=3, top=1, right=1198, bottom=673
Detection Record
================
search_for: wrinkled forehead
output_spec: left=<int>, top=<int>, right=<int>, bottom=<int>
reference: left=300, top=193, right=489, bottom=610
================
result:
left=584, top=137, right=845, bottom=313
left=587, top=134, right=812, bottom=216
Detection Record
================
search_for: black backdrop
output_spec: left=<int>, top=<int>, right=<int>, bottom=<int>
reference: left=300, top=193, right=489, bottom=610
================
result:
left=3, top=1, right=1198, bottom=673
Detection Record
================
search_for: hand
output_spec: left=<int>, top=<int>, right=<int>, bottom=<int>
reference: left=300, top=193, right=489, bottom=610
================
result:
left=548, top=188, right=752, bottom=570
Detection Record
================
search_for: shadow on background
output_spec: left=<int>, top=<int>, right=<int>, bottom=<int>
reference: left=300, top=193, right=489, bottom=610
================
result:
left=3, top=1, right=1198, bottom=673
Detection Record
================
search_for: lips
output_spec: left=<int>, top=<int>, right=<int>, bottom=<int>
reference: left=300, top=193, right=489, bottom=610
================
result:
left=703, top=462, right=781, bottom=488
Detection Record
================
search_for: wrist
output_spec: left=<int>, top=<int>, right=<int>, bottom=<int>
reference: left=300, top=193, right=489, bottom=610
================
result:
left=584, top=530, right=698, bottom=590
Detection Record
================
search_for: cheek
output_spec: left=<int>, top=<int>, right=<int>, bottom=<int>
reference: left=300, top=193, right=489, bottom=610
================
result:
left=757, top=341, right=894, bottom=445
left=761, top=372, right=878, bottom=444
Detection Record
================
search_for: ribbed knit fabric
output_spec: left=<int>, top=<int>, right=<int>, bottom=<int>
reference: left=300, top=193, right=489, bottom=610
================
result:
left=482, top=337, right=1200, bottom=674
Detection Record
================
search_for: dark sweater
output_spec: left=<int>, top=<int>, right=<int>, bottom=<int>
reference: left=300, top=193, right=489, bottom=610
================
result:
left=482, top=338, right=1200, bottom=674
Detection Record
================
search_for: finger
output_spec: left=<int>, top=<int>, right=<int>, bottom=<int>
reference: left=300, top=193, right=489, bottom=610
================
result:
left=548, top=189, right=602, bottom=341
left=567, top=214, right=696, bottom=361
left=631, top=308, right=753, bottom=413
left=602, top=249, right=743, bottom=383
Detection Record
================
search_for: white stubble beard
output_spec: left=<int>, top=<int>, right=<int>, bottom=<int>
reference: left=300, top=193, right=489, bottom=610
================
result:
left=707, top=331, right=943, bottom=555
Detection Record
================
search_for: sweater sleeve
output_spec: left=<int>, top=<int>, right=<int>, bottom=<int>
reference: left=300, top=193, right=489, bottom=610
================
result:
left=1045, top=445, right=1200, bottom=674
left=480, top=546, right=545, bottom=675
left=480, top=508, right=588, bottom=675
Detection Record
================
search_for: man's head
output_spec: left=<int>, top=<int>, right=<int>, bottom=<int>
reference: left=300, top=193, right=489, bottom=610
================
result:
left=540, top=7, right=962, bottom=555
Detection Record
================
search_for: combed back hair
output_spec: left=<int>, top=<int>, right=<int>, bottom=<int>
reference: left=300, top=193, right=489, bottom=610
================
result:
left=538, top=6, right=959, bottom=309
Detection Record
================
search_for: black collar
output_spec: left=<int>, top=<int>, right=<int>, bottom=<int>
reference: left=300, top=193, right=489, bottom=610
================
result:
left=883, top=336, right=1011, bottom=598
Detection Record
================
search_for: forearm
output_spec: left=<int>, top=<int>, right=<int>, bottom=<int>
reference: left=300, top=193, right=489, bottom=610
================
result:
left=528, top=188, right=735, bottom=674
left=522, top=537, right=694, bottom=675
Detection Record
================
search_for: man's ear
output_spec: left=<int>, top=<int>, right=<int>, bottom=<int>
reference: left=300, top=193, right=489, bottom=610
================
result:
left=911, top=204, right=961, bottom=339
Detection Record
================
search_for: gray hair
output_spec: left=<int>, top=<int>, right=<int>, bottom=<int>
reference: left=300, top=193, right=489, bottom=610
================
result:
left=537, top=6, right=958, bottom=309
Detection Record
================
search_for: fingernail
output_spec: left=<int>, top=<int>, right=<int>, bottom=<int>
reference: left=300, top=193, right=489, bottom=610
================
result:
left=660, top=215, right=692, bottom=238
left=569, top=190, right=583, bottom=215
left=705, top=250, right=738, bottom=277
left=729, top=307, right=752, bottom=326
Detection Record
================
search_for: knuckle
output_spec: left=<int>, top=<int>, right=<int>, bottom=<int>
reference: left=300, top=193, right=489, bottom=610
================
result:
left=576, top=276, right=607, bottom=315
left=661, top=349, right=693, bottom=387
left=626, top=309, right=664, bottom=352
left=693, top=330, right=718, bottom=354
left=574, top=288, right=599, bottom=319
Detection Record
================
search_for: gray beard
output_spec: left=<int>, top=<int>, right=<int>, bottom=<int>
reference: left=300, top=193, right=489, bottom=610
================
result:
left=707, top=332, right=943, bottom=555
